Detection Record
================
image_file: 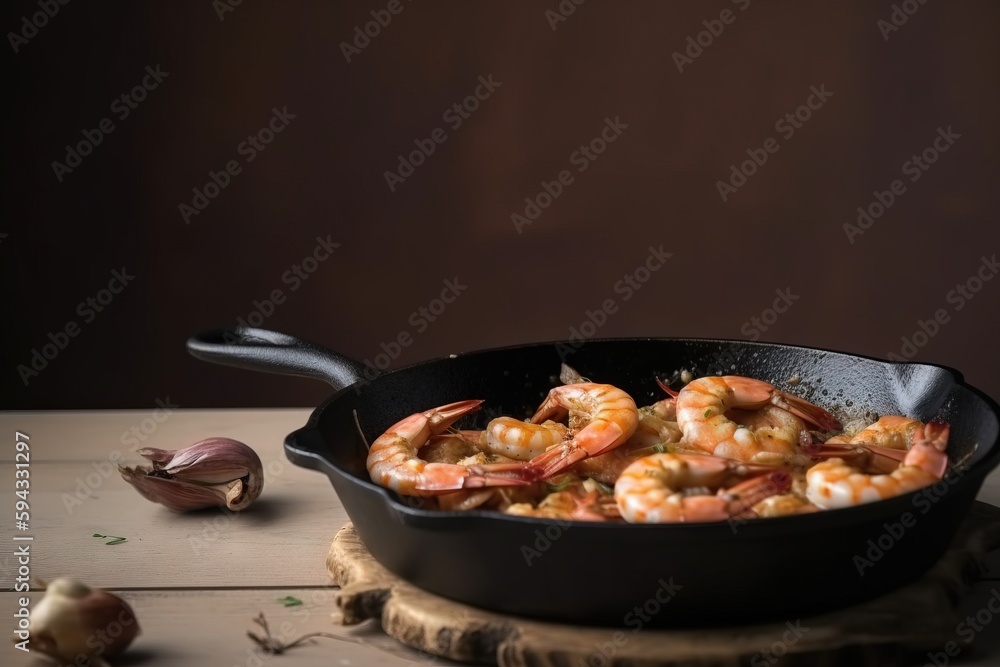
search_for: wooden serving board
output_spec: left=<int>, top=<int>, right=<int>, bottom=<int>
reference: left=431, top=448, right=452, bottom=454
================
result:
left=327, top=502, right=1000, bottom=667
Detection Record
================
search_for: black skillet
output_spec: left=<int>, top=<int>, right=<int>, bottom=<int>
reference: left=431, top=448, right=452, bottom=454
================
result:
left=187, top=327, right=1000, bottom=627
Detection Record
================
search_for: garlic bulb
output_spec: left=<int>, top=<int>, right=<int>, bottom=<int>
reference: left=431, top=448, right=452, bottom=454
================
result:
left=26, top=578, right=140, bottom=664
left=119, top=437, right=264, bottom=511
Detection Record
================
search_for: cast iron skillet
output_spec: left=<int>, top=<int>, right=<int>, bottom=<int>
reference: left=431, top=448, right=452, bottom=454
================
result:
left=187, top=327, right=1000, bottom=627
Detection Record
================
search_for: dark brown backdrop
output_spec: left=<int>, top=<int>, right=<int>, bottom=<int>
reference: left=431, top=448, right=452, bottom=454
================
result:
left=4, top=0, right=999, bottom=410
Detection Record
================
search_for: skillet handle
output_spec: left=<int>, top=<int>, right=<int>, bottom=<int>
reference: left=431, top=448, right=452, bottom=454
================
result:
left=186, top=327, right=365, bottom=391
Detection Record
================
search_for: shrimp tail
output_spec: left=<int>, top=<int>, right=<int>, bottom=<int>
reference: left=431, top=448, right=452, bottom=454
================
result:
left=813, top=443, right=907, bottom=473
left=815, top=421, right=950, bottom=476
left=464, top=460, right=541, bottom=484
left=425, top=399, right=485, bottom=429
left=526, top=421, right=630, bottom=480
left=719, top=470, right=792, bottom=515
left=775, top=393, right=842, bottom=431
left=656, top=377, right=679, bottom=398
left=454, top=429, right=486, bottom=445
left=721, top=376, right=841, bottom=431
left=516, top=446, right=585, bottom=481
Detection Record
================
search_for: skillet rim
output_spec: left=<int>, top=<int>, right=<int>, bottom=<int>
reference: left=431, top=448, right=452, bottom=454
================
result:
left=284, top=335, right=1000, bottom=530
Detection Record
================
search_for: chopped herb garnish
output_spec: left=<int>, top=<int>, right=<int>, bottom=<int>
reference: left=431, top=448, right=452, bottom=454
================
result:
left=547, top=476, right=575, bottom=492
left=93, top=533, right=127, bottom=545
left=595, top=481, right=614, bottom=495
left=277, top=596, right=303, bottom=607
left=629, top=443, right=668, bottom=458
left=704, top=409, right=713, bottom=418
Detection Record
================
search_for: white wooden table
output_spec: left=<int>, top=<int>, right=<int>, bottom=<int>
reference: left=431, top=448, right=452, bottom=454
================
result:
left=3, top=409, right=999, bottom=666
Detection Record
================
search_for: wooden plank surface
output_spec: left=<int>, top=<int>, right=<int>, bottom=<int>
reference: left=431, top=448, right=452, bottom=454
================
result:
left=1, top=409, right=342, bottom=589
left=1, top=409, right=999, bottom=667
left=1, top=589, right=449, bottom=667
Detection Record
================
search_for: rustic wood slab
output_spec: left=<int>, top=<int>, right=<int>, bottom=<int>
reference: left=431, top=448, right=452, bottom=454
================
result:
left=328, top=502, right=1000, bottom=667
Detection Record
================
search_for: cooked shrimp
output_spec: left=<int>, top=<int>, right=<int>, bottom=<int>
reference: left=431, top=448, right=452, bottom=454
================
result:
left=425, top=436, right=545, bottom=510
left=521, top=383, right=639, bottom=480
left=752, top=494, right=818, bottom=517
left=436, top=489, right=497, bottom=512
left=675, top=376, right=841, bottom=463
left=648, top=398, right=677, bottom=421
left=806, top=421, right=949, bottom=509
left=851, top=416, right=924, bottom=448
left=506, top=487, right=620, bottom=522
left=421, top=434, right=483, bottom=464
left=569, top=448, right=637, bottom=484
left=569, top=409, right=683, bottom=483
left=628, top=410, right=683, bottom=450
left=482, top=417, right=568, bottom=461
left=367, top=400, right=529, bottom=496
left=728, top=406, right=814, bottom=466
left=816, top=416, right=927, bottom=473
left=614, top=453, right=790, bottom=523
